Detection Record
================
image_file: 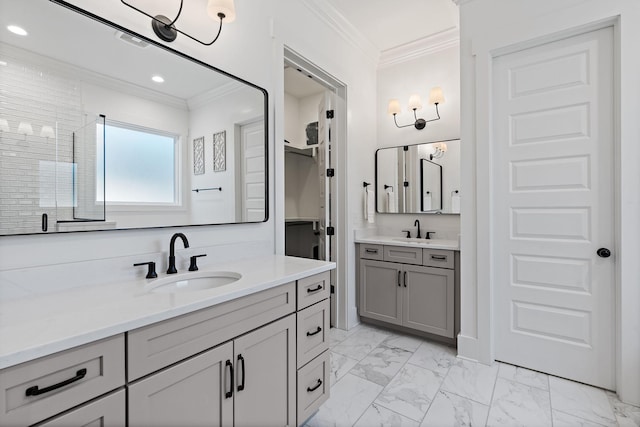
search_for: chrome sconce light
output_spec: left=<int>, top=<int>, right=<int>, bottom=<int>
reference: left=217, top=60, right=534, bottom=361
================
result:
left=120, top=0, right=236, bottom=46
left=388, top=87, right=444, bottom=130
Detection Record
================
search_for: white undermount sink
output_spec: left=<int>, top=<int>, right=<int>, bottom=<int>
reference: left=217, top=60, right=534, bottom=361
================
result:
left=145, top=271, right=242, bottom=293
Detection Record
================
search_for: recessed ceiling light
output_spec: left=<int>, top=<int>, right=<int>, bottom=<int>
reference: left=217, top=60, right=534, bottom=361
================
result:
left=151, top=75, right=164, bottom=83
left=7, top=25, right=28, bottom=36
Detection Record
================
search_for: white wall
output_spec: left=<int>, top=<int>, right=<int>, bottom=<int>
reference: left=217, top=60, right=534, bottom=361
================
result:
left=374, top=45, right=461, bottom=240
left=458, top=0, right=640, bottom=405
left=0, top=0, right=378, bottom=331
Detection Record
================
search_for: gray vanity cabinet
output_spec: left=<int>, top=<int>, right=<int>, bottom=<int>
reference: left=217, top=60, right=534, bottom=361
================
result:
left=359, top=244, right=456, bottom=339
left=129, top=314, right=296, bottom=427
left=359, top=259, right=403, bottom=325
left=234, top=315, right=296, bottom=427
left=128, top=342, right=233, bottom=427
left=403, top=264, right=454, bottom=337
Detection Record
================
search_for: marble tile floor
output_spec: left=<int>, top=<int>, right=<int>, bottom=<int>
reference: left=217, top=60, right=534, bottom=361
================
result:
left=306, top=323, right=640, bottom=427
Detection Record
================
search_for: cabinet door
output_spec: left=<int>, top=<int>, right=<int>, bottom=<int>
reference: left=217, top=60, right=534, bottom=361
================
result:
left=359, top=259, right=402, bottom=325
left=234, top=314, right=296, bottom=427
left=37, top=389, right=125, bottom=427
left=402, top=265, right=454, bottom=338
left=128, top=342, right=233, bottom=427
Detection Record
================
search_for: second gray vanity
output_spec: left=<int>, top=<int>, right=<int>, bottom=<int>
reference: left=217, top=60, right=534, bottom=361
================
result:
left=355, top=236, right=460, bottom=343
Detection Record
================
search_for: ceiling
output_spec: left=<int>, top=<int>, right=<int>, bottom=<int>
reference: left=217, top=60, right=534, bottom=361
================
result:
left=324, top=0, right=459, bottom=53
left=285, top=0, right=459, bottom=98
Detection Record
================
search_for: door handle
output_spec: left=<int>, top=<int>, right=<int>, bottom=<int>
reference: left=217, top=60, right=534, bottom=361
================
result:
left=397, top=271, right=401, bottom=287
left=225, top=360, right=233, bottom=398
left=237, top=354, right=245, bottom=391
left=597, top=248, right=611, bottom=258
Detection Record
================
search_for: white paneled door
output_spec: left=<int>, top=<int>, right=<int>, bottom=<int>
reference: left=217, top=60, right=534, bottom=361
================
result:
left=492, top=27, right=615, bottom=389
left=239, top=120, right=265, bottom=222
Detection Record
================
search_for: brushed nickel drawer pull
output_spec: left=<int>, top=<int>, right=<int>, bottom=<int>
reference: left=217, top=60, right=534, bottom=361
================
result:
left=25, top=368, right=87, bottom=397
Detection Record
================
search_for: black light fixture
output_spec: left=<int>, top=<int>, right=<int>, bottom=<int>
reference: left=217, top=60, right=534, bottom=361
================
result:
left=388, top=87, right=444, bottom=130
left=120, top=0, right=236, bottom=46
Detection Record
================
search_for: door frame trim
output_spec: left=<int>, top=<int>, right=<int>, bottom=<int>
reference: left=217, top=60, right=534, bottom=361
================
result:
left=281, top=47, right=349, bottom=329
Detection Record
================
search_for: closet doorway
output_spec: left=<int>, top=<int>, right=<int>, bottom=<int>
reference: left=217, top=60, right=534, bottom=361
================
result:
left=283, top=49, right=345, bottom=327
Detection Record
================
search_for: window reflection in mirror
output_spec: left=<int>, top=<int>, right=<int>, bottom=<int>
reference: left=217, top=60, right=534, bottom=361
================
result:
left=375, top=139, right=460, bottom=214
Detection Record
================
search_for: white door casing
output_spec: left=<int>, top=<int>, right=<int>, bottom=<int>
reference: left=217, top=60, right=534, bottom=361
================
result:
left=492, top=27, right=615, bottom=389
left=317, top=92, right=337, bottom=326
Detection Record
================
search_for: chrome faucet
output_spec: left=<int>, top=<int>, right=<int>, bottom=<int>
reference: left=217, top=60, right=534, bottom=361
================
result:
left=167, top=232, right=189, bottom=274
left=414, top=219, right=422, bottom=239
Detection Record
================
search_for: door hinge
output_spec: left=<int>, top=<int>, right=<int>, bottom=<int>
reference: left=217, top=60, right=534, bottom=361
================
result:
left=327, top=168, right=334, bottom=177
left=403, top=181, right=409, bottom=187
left=330, top=285, right=335, bottom=294
left=326, top=110, right=334, bottom=119
left=327, top=226, right=335, bottom=236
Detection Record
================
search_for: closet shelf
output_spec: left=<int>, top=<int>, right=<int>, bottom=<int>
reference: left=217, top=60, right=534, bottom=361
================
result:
left=284, top=144, right=315, bottom=157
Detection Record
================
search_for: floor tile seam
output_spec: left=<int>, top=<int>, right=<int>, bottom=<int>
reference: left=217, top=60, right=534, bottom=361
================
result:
left=353, top=344, right=429, bottom=425
left=550, top=408, right=614, bottom=427
left=497, top=377, right=554, bottom=423
left=497, top=374, right=551, bottom=392
left=484, top=367, right=500, bottom=426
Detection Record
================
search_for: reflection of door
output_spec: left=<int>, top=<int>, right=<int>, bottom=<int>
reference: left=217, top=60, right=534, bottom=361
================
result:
left=239, top=120, right=265, bottom=222
left=493, top=27, right=615, bottom=389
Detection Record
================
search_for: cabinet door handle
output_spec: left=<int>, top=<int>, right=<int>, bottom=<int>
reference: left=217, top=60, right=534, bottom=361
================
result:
left=307, top=379, right=323, bottom=392
left=430, top=255, right=447, bottom=261
left=365, top=248, right=378, bottom=254
left=404, top=271, right=407, bottom=287
left=307, top=284, right=323, bottom=293
left=237, top=354, right=245, bottom=391
left=25, top=368, right=87, bottom=397
left=307, top=326, right=322, bottom=336
left=225, top=360, right=233, bottom=399
left=397, top=271, right=401, bottom=287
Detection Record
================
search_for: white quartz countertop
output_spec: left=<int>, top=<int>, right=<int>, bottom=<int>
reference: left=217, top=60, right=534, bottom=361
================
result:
left=355, top=235, right=459, bottom=250
left=0, top=255, right=335, bottom=370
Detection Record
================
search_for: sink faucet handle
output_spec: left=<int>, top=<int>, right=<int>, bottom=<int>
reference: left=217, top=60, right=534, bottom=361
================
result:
left=189, top=254, right=207, bottom=272
left=401, top=230, right=412, bottom=238
left=134, top=261, right=158, bottom=279
left=425, top=231, right=436, bottom=240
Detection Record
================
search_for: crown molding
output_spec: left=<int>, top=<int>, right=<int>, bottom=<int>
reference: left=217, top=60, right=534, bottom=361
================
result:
left=187, top=81, right=246, bottom=110
left=378, top=27, right=460, bottom=68
left=299, top=0, right=380, bottom=65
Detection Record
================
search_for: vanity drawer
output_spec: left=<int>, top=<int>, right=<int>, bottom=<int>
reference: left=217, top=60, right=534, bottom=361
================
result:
left=297, top=299, right=330, bottom=368
left=423, top=249, right=454, bottom=269
left=384, top=245, right=423, bottom=265
left=35, top=389, right=125, bottom=427
left=297, top=271, right=330, bottom=310
left=0, top=335, right=125, bottom=427
left=359, top=244, right=384, bottom=261
left=128, top=282, right=295, bottom=380
left=297, top=350, right=330, bottom=426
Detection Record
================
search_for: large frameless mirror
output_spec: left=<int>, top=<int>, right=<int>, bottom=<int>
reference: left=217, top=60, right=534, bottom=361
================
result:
left=0, top=0, right=268, bottom=235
